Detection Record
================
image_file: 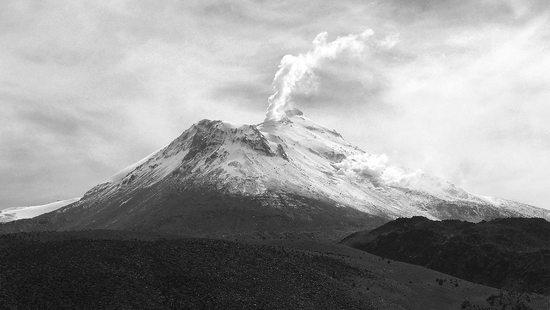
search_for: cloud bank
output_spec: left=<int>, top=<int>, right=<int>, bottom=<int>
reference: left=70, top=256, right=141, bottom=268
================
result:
left=1, top=0, right=550, bottom=210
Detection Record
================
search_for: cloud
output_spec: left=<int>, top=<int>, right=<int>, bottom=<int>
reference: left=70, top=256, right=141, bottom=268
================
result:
left=379, top=0, right=536, bottom=25
left=265, top=29, right=379, bottom=121
left=264, top=28, right=406, bottom=121
left=334, top=153, right=424, bottom=188
left=1, top=0, right=550, bottom=210
left=334, top=14, right=550, bottom=207
left=209, top=81, right=271, bottom=112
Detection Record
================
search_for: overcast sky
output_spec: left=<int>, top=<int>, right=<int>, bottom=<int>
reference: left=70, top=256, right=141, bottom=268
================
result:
left=1, top=0, right=550, bottom=209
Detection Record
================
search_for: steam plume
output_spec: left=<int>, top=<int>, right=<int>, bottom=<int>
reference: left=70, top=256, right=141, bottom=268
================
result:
left=334, top=153, right=422, bottom=186
left=265, top=29, right=375, bottom=121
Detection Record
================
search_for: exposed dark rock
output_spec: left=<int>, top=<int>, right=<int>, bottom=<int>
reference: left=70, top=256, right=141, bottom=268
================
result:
left=276, top=144, right=289, bottom=161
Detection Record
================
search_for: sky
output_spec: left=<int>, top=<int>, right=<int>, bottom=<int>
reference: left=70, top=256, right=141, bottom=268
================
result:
left=1, top=0, right=550, bottom=209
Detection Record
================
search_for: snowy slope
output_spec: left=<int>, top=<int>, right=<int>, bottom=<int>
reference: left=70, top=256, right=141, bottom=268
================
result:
left=0, top=198, right=80, bottom=223
left=3, top=110, right=547, bottom=237
left=65, top=109, right=548, bottom=223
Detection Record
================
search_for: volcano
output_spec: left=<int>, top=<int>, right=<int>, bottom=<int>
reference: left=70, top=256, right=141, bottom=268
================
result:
left=2, top=109, right=548, bottom=238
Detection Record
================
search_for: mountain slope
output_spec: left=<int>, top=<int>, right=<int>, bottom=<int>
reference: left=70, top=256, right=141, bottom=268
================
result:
left=1, top=110, right=548, bottom=237
left=0, top=198, right=80, bottom=223
left=341, top=216, right=550, bottom=295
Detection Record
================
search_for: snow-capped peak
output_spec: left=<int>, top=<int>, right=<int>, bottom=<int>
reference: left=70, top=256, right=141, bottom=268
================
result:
left=80, top=113, right=548, bottom=222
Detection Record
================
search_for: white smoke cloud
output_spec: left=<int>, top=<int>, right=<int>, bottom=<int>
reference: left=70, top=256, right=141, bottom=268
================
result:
left=333, top=153, right=464, bottom=200
left=265, top=29, right=377, bottom=121
left=334, top=153, right=423, bottom=186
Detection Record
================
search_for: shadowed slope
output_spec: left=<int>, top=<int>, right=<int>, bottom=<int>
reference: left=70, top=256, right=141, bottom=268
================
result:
left=341, top=216, right=550, bottom=295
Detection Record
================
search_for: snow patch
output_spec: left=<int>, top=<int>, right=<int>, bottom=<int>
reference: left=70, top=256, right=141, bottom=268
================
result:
left=0, top=197, right=80, bottom=223
left=109, top=147, right=165, bottom=183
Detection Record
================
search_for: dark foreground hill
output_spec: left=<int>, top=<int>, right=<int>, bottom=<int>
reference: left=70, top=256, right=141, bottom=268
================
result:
left=0, top=233, right=367, bottom=309
left=341, top=216, right=550, bottom=295
left=1, top=231, right=548, bottom=309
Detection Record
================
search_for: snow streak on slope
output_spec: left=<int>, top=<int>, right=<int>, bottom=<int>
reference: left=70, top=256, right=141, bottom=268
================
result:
left=0, top=198, right=80, bottom=223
